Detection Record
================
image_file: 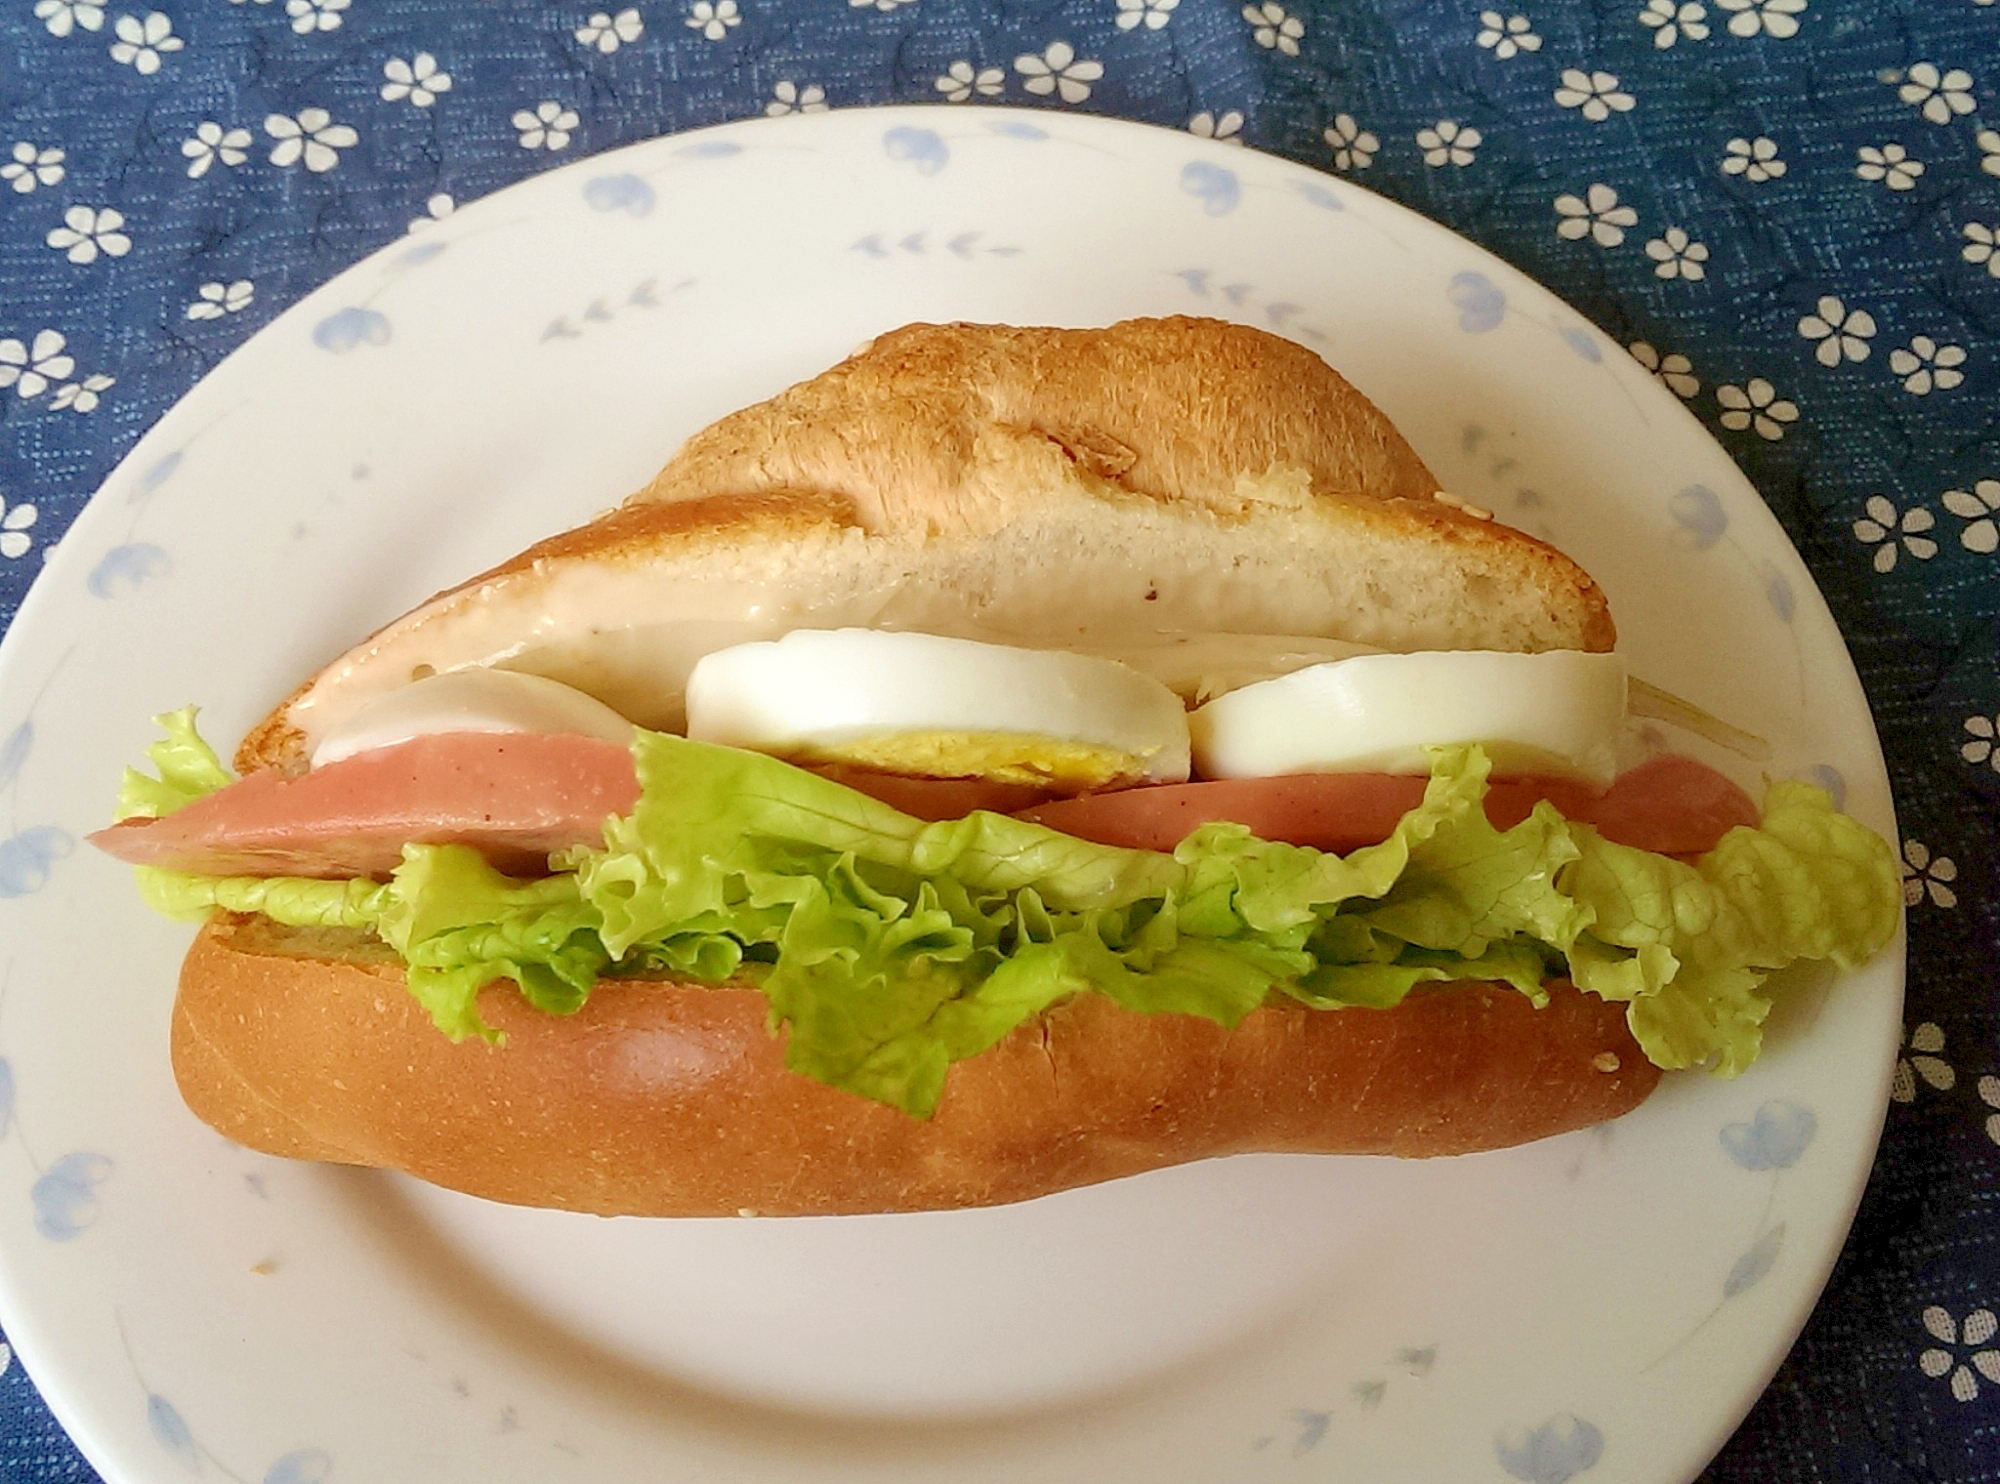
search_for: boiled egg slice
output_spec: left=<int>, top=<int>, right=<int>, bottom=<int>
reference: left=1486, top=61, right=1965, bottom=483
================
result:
left=685, top=630, right=1191, bottom=790
left=1190, top=650, right=1626, bottom=787
left=310, top=667, right=635, bottom=767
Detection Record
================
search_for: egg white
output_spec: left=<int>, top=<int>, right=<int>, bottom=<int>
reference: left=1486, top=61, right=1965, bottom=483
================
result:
left=311, top=668, right=635, bottom=767
left=684, top=629, right=1192, bottom=789
left=1189, top=650, right=1627, bottom=787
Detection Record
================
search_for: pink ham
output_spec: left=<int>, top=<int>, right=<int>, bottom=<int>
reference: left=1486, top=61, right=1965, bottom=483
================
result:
left=1014, top=754, right=1758, bottom=859
left=92, top=730, right=1761, bottom=885
left=89, top=732, right=642, bottom=879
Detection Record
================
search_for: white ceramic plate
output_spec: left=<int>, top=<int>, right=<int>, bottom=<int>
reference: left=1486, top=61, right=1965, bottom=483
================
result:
left=0, top=108, right=1903, bottom=1484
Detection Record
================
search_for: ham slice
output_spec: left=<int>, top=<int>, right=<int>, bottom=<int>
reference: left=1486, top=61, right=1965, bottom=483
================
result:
left=1481, top=754, right=1762, bottom=857
left=1014, top=753, right=1758, bottom=858
left=89, top=732, right=641, bottom=879
left=92, top=731, right=1759, bottom=883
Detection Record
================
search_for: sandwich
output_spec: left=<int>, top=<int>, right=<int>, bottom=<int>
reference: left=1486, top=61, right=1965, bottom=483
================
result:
left=89, top=317, right=1901, bottom=1216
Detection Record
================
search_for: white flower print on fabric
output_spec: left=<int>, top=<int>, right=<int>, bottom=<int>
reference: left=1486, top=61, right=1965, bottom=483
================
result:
left=407, top=192, right=454, bottom=233
left=1417, top=121, right=1480, bottom=166
left=0, top=505, right=33, bottom=560
left=1645, top=227, right=1708, bottom=279
left=766, top=82, right=827, bottom=116
left=49, top=373, right=112, bottom=413
left=1716, top=379, right=1798, bottom=440
left=575, top=9, right=642, bottom=51
left=1853, top=495, right=1936, bottom=571
left=849, top=0, right=913, bottom=9
left=1723, top=135, right=1785, bottom=181
left=1919, top=1308, right=2000, bottom=1402
left=1189, top=111, right=1244, bottom=145
left=285, top=0, right=346, bottom=34
left=685, top=1, right=738, bottom=40
left=1476, top=11, right=1541, bottom=56
left=2, top=144, right=65, bottom=194
left=1890, top=336, right=1966, bottom=395
left=1901, top=845, right=1959, bottom=911
left=267, top=110, right=358, bottom=173
left=1982, top=1077, right=2000, bottom=1146
left=1555, top=184, right=1636, bottom=247
left=1243, top=3, right=1303, bottom=56
left=381, top=54, right=451, bottom=106
left=0, top=497, right=35, bottom=559
left=186, top=280, right=254, bottom=320
left=46, top=207, right=130, bottom=264
left=1715, top=0, right=1804, bottom=38
left=1629, top=341, right=1700, bottom=397
left=1964, top=224, right=2000, bottom=279
left=1980, top=129, right=2000, bottom=178
left=1014, top=43, right=1102, bottom=104
left=34, top=0, right=105, bottom=37
left=1324, top=114, right=1379, bottom=171
left=109, top=12, right=182, bottom=74
left=1116, top=0, right=1177, bottom=30
left=1798, top=296, right=1875, bottom=365
left=934, top=61, right=1003, bottom=102
left=1554, top=70, right=1634, bottom=121
left=1856, top=144, right=1923, bottom=191
left=1639, top=0, right=1708, bottom=45
left=513, top=102, right=578, bottom=151
left=1894, top=63, right=1975, bottom=124
left=1943, top=480, right=2000, bottom=554
left=0, top=332, right=74, bottom=399
left=182, top=122, right=250, bottom=178
left=1966, top=713, right=2000, bottom=769
left=1894, top=1022, right=1954, bottom=1101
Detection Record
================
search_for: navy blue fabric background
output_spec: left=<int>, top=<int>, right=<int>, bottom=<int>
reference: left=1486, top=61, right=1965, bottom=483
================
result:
left=2, top=1, right=1997, bottom=1479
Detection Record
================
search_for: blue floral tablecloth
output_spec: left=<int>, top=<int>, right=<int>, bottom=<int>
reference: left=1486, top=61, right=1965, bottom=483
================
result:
left=1, top=1, right=1997, bottom=1480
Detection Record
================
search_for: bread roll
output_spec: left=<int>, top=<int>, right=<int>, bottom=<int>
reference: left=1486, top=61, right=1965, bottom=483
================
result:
left=174, top=916, right=1660, bottom=1216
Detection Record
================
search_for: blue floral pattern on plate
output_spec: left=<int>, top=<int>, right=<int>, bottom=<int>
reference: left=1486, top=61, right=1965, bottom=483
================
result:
left=1496, top=1415, right=1605, bottom=1484
left=312, top=308, right=392, bottom=354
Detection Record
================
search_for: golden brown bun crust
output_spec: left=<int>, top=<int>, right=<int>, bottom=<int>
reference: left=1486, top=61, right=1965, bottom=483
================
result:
left=174, top=915, right=1661, bottom=1216
left=634, top=317, right=1445, bottom=522
left=236, top=318, right=1613, bottom=773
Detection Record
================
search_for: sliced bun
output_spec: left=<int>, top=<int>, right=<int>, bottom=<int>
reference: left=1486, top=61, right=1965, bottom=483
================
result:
left=174, top=915, right=1660, bottom=1216
left=239, top=318, right=1612, bottom=773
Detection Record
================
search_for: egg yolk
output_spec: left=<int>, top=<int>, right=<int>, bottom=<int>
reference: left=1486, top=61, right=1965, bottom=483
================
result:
left=779, top=730, right=1158, bottom=791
